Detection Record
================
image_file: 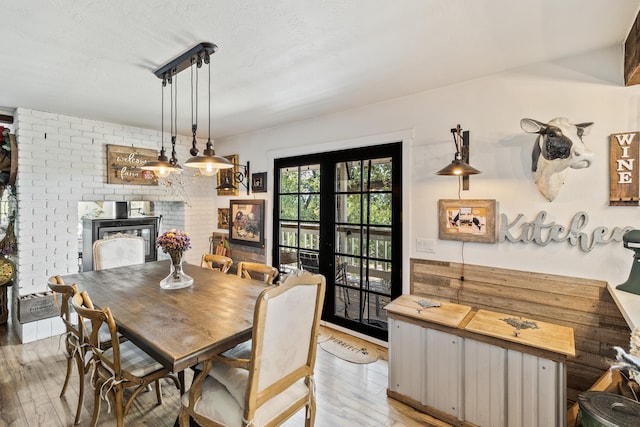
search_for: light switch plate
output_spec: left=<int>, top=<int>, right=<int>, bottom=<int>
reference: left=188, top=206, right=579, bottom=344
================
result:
left=416, top=238, right=436, bottom=253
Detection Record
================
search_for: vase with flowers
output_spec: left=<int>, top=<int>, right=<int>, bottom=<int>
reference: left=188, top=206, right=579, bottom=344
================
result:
left=157, top=229, right=193, bottom=289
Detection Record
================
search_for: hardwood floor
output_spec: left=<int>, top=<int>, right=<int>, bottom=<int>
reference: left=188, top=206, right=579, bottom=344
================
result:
left=0, top=317, right=448, bottom=426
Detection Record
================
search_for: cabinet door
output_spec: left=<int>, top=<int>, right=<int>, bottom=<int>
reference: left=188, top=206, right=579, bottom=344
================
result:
left=388, top=318, right=423, bottom=401
left=464, top=339, right=507, bottom=426
left=423, top=328, right=462, bottom=418
left=507, top=351, right=564, bottom=427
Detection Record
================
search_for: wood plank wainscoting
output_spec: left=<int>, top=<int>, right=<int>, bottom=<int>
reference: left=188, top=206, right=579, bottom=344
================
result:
left=409, top=259, right=630, bottom=406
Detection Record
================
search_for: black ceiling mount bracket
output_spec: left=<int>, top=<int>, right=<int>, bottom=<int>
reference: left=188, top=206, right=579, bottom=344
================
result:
left=153, top=42, right=218, bottom=80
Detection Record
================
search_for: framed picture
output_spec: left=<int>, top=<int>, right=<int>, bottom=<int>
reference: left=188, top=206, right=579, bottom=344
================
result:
left=229, top=199, right=265, bottom=248
left=438, top=199, right=497, bottom=243
left=251, top=172, right=267, bottom=193
left=217, top=154, right=239, bottom=196
left=217, top=208, right=230, bottom=229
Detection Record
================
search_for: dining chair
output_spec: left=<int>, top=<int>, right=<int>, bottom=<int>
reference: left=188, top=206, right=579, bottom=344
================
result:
left=48, top=275, right=119, bottom=425
left=200, top=254, right=233, bottom=274
left=92, top=232, right=145, bottom=270
left=71, top=290, right=181, bottom=427
left=178, top=273, right=326, bottom=427
left=47, top=276, right=86, bottom=425
left=236, top=261, right=279, bottom=284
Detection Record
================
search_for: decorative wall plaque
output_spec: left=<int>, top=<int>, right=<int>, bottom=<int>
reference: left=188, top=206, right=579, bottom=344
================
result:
left=610, top=132, right=639, bottom=206
left=106, top=144, right=158, bottom=185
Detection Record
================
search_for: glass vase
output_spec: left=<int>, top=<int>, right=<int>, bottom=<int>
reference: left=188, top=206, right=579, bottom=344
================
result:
left=160, top=251, right=193, bottom=289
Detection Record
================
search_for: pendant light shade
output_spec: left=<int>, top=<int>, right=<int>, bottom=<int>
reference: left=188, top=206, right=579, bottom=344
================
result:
left=436, top=157, right=481, bottom=176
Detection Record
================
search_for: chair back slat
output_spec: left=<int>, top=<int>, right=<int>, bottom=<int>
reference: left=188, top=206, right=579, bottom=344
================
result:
left=237, top=261, right=278, bottom=284
left=200, top=254, right=233, bottom=274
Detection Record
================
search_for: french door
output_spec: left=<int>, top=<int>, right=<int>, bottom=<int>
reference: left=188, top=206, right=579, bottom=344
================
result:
left=273, top=142, right=402, bottom=340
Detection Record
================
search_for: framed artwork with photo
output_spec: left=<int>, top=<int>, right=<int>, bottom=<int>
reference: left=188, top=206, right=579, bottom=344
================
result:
left=251, top=172, right=267, bottom=193
left=438, top=199, right=497, bottom=243
left=229, top=199, right=265, bottom=248
left=217, top=208, right=230, bottom=230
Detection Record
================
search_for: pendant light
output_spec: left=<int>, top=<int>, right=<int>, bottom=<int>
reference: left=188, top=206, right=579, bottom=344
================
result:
left=183, top=45, right=233, bottom=175
left=141, top=76, right=182, bottom=177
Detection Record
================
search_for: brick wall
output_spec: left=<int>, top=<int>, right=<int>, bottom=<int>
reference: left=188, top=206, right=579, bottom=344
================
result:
left=12, top=108, right=217, bottom=342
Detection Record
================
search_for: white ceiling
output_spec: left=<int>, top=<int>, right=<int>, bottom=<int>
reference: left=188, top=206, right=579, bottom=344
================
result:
left=1, top=0, right=638, bottom=138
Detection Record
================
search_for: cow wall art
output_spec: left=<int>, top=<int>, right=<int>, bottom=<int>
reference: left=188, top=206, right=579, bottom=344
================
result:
left=520, top=117, right=594, bottom=202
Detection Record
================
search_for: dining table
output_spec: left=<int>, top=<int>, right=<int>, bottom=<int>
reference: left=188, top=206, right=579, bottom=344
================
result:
left=60, top=260, right=268, bottom=373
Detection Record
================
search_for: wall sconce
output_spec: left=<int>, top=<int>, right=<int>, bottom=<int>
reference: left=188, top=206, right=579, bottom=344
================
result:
left=436, top=124, right=480, bottom=190
left=216, top=161, right=251, bottom=195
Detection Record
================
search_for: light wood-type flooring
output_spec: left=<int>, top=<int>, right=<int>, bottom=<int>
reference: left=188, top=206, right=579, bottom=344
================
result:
left=0, top=313, right=448, bottom=426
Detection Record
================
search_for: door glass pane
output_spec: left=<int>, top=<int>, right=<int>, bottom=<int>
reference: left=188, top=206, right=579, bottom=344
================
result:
left=367, top=226, right=392, bottom=260
left=368, top=193, right=392, bottom=225
left=299, top=223, right=319, bottom=250
left=279, top=247, right=298, bottom=272
left=300, top=166, right=320, bottom=192
left=279, top=222, right=297, bottom=248
left=299, top=194, right=320, bottom=221
left=280, top=168, right=298, bottom=193
left=335, top=225, right=362, bottom=256
left=336, top=161, right=361, bottom=192
left=366, top=157, right=392, bottom=192
left=279, top=195, right=298, bottom=220
left=335, top=194, right=362, bottom=224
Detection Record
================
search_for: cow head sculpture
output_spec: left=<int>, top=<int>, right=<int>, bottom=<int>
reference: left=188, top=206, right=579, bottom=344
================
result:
left=520, top=117, right=594, bottom=202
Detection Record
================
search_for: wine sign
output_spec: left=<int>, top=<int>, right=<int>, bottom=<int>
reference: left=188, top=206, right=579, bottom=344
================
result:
left=610, top=132, right=639, bottom=205
left=106, top=144, right=158, bottom=185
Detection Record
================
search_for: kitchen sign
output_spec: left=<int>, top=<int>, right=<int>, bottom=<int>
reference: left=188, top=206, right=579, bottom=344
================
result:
left=106, top=144, right=158, bottom=186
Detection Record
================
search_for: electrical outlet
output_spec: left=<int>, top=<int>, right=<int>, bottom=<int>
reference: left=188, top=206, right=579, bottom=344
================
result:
left=416, top=238, right=436, bottom=253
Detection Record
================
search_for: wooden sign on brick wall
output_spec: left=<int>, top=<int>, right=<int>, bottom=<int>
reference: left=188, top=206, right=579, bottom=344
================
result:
left=106, top=144, right=158, bottom=185
left=610, top=132, right=640, bottom=206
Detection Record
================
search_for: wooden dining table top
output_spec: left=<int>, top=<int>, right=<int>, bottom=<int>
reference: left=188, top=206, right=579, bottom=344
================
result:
left=60, top=260, right=268, bottom=372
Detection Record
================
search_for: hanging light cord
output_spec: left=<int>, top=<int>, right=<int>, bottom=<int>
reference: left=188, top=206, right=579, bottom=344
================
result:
left=160, top=78, right=165, bottom=153
left=207, top=53, right=212, bottom=144
left=170, top=72, right=178, bottom=166
left=190, top=56, right=200, bottom=156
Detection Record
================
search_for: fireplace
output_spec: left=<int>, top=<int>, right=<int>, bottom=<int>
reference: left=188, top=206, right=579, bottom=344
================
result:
left=81, top=216, right=159, bottom=271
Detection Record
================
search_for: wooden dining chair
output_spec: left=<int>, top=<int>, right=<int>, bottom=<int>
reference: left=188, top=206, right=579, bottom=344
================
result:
left=92, top=233, right=145, bottom=270
left=47, top=276, right=86, bottom=425
left=179, top=273, right=326, bottom=427
left=71, top=291, right=181, bottom=427
left=237, top=261, right=279, bottom=284
left=200, top=254, right=233, bottom=274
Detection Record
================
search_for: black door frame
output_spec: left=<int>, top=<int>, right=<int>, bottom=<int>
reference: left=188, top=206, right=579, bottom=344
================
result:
left=273, top=142, right=402, bottom=341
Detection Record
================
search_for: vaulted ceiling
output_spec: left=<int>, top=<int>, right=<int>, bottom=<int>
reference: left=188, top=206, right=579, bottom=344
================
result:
left=1, top=0, right=638, bottom=137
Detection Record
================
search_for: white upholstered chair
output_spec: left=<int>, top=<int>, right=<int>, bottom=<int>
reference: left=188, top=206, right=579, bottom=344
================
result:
left=92, top=233, right=145, bottom=270
left=179, top=273, right=326, bottom=427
